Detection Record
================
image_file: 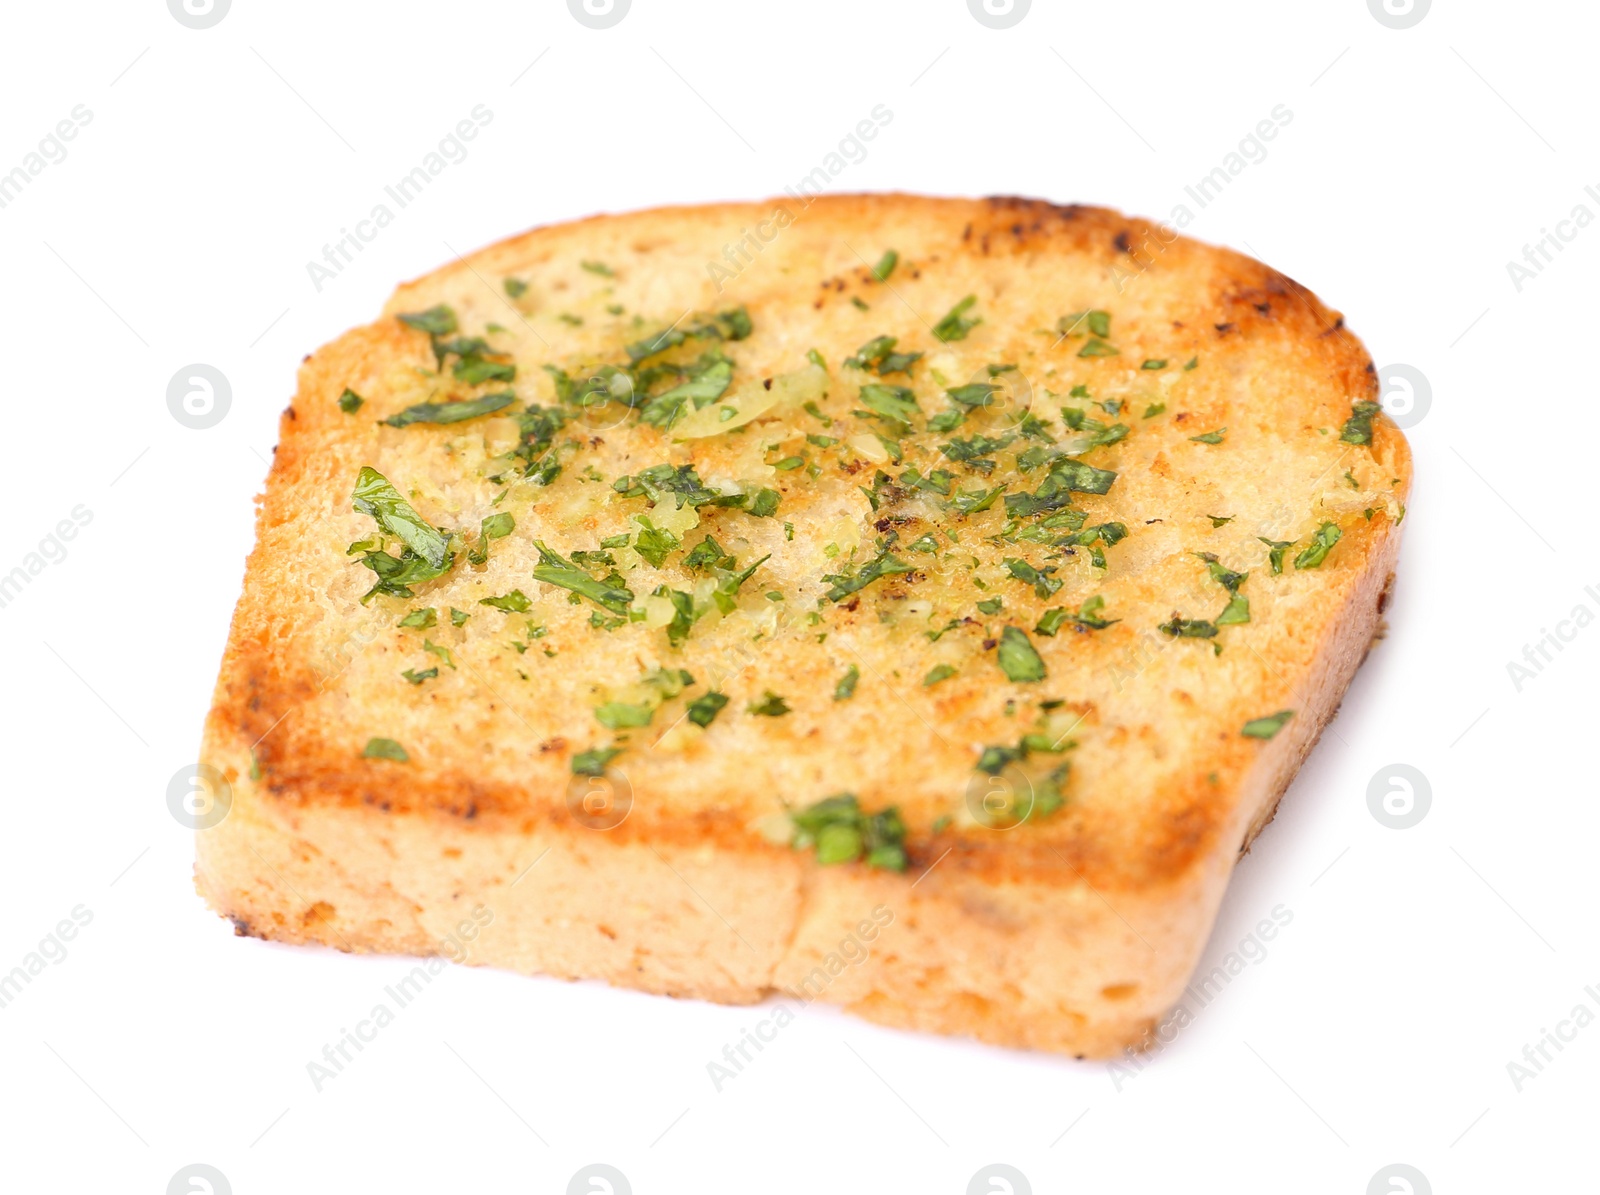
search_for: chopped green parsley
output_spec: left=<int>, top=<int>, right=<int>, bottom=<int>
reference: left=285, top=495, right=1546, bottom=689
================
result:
left=1242, top=710, right=1294, bottom=739
left=363, top=737, right=409, bottom=762
left=789, top=794, right=906, bottom=870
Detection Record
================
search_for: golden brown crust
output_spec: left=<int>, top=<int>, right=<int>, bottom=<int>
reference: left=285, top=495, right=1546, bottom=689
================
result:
left=198, top=194, right=1409, bottom=1055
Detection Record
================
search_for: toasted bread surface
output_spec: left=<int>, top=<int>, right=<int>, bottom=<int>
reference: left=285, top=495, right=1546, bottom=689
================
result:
left=198, top=195, right=1409, bottom=1055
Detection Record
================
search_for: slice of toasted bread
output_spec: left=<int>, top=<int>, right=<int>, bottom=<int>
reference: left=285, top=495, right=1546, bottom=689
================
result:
left=197, top=194, right=1408, bottom=1057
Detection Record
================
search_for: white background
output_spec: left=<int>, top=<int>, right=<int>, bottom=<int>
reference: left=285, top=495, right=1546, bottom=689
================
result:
left=0, top=1, right=1594, bottom=1192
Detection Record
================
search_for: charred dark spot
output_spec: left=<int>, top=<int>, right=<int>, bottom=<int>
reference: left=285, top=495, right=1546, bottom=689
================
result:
left=844, top=598, right=860, bottom=612
left=982, top=638, right=997, bottom=650
left=228, top=915, right=256, bottom=938
left=962, top=223, right=973, bottom=242
left=763, top=378, right=773, bottom=390
left=1253, top=302, right=1271, bottom=315
left=1011, top=222, right=1023, bottom=237
left=1214, top=322, right=1234, bottom=335
left=1114, top=230, right=1131, bottom=253
left=286, top=406, right=297, bottom=420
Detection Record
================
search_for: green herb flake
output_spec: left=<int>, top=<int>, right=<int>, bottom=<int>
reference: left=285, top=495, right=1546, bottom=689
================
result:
left=822, top=546, right=914, bottom=602
left=997, top=625, right=1047, bottom=682
left=572, top=746, right=622, bottom=777
left=1242, top=710, right=1294, bottom=740
left=397, top=305, right=457, bottom=337
left=686, top=691, right=730, bottom=727
left=789, top=794, right=907, bottom=871
left=1143, top=402, right=1166, bottom=418
left=1215, top=592, right=1251, bottom=626
left=531, top=540, right=634, bottom=614
left=338, top=388, right=365, bottom=414
left=932, top=295, right=981, bottom=342
left=748, top=691, right=791, bottom=717
left=398, top=607, right=437, bottom=629
left=1189, top=428, right=1226, bottom=445
left=1293, top=523, right=1342, bottom=570
left=857, top=383, right=921, bottom=426
left=1070, top=595, right=1117, bottom=630
left=1339, top=400, right=1381, bottom=446
left=363, top=737, right=409, bottom=762
left=401, top=667, right=438, bottom=685
left=923, top=663, right=957, bottom=687
left=504, top=277, right=528, bottom=298
left=1159, top=615, right=1219, bottom=640
left=449, top=607, right=470, bottom=627
left=422, top=639, right=456, bottom=670
left=381, top=392, right=515, bottom=428
left=467, top=512, right=516, bottom=566
left=479, top=590, right=532, bottom=613
left=1259, top=537, right=1293, bottom=575
left=1141, top=359, right=1167, bottom=370
left=580, top=260, right=615, bottom=277
left=834, top=665, right=861, bottom=701
left=594, top=701, right=653, bottom=730
left=1035, top=607, right=1069, bottom=636
left=871, top=250, right=899, bottom=281
left=951, top=485, right=1005, bottom=515
left=1004, top=558, right=1062, bottom=599
left=352, top=467, right=449, bottom=568
left=633, top=519, right=682, bottom=567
